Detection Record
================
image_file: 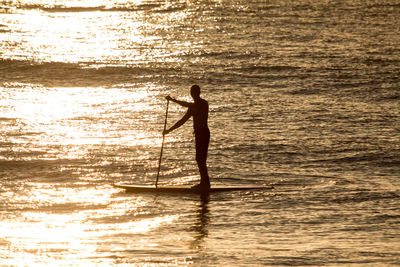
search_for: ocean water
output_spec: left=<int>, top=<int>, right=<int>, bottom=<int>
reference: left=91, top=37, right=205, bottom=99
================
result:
left=1, top=0, right=400, bottom=266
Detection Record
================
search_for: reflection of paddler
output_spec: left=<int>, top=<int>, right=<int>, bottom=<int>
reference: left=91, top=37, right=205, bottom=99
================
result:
left=163, top=85, right=210, bottom=190
left=192, top=193, right=210, bottom=250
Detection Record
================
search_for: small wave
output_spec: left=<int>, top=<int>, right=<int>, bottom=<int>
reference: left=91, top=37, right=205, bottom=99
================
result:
left=370, top=214, right=400, bottom=224
left=184, top=50, right=255, bottom=60
left=0, top=59, right=179, bottom=87
left=310, top=152, right=400, bottom=167
left=287, top=88, right=322, bottom=95
left=0, top=117, right=16, bottom=122
left=229, top=65, right=301, bottom=73
left=23, top=4, right=107, bottom=12
left=367, top=3, right=400, bottom=9
left=153, top=4, right=187, bottom=13
left=70, top=115, right=100, bottom=122
left=17, top=3, right=185, bottom=13
left=378, top=94, right=400, bottom=102
left=5, top=2, right=188, bottom=14
left=5, top=131, right=43, bottom=137
left=0, top=23, right=8, bottom=32
left=0, top=5, right=14, bottom=13
left=329, top=190, right=400, bottom=205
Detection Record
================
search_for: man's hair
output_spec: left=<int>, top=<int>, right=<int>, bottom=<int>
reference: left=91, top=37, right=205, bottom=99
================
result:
left=191, top=84, right=201, bottom=96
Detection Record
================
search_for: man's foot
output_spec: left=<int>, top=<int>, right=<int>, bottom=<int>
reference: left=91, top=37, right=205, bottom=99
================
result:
left=191, top=183, right=210, bottom=191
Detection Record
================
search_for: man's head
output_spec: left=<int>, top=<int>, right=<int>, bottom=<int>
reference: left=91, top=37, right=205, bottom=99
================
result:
left=190, top=84, right=201, bottom=99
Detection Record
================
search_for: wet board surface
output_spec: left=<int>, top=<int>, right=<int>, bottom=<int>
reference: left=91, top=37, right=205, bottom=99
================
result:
left=113, top=184, right=273, bottom=194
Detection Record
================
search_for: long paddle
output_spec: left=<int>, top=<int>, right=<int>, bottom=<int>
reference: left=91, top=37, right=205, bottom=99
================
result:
left=155, top=99, right=169, bottom=188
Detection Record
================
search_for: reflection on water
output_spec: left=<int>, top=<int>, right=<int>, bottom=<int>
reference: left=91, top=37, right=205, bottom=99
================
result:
left=2, top=1, right=194, bottom=65
left=0, top=83, right=170, bottom=172
left=2, top=0, right=400, bottom=265
left=0, top=185, right=186, bottom=266
left=192, top=193, right=210, bottom=246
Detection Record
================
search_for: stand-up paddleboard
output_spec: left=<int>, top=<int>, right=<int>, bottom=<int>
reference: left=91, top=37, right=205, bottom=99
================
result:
left=113, top=184, right=273, bottom=194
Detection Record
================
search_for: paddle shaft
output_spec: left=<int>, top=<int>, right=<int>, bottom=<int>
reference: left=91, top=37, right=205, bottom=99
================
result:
left=155, top=99, right=169, bottom=188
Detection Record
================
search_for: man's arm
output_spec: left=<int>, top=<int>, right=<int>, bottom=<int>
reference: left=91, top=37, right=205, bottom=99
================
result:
left=166, top=96, right=194, bottom=108
left=163, top=109, right=192, bottom=135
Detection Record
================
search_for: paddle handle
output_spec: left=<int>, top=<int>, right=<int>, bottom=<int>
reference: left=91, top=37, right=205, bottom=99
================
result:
left=155, top=99, right=169, bottom=188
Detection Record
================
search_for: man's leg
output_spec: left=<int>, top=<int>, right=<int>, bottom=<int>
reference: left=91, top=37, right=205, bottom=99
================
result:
left=197, top=160, right=210, bottom=187
left=195, top=128, right=210, bottom=188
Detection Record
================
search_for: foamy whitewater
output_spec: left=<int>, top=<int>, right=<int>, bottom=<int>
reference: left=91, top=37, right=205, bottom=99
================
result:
left=1, top=0, right=399, bottom=266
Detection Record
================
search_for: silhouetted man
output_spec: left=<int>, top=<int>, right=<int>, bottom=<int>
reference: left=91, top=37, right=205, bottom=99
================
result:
left=163, top=85, right=210, bottom=189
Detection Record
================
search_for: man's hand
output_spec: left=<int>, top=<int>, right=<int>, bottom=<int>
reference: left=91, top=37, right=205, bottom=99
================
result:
left=166, top=95, right=173, bottom=101
left=162, top=129, right=170, bottom=136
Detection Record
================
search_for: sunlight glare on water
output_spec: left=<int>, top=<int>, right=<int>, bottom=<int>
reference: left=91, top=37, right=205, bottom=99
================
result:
left=1, top=184, right=181, bottom=266
left=3, top=0, right=193, bottom=65
left=1, top=0, right=400, bottom=265
left=1, top=83, right=161, bottom=161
